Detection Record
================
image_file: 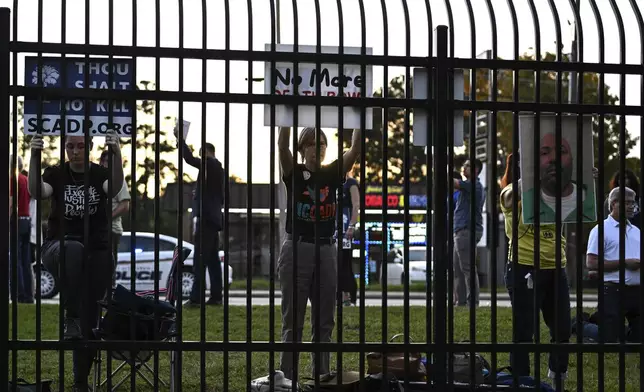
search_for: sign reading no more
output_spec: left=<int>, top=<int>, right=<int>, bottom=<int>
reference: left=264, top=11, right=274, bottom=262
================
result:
left=23, top=57, right=135, bottom=137
left=264, top=44, right=373, bottom=130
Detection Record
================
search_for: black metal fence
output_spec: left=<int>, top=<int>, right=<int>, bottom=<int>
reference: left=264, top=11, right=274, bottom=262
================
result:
left=2, top=0, right=644, bottom=391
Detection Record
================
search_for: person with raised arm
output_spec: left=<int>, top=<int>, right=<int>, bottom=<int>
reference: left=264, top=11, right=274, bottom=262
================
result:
left=277, top=126, right=361, bottom=380
left=29, top=131, right=123, bottom=392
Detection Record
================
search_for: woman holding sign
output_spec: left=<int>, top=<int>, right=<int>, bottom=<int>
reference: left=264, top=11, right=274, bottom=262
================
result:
left=29, top=131, right=124, bottom=392
left=500, top=152, right=598, bottom=384
left=277, top=126, right=362, bottom=380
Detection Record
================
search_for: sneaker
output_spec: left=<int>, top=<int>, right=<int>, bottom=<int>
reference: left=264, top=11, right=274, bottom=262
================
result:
left=206, top=298, right=223, bottom=306
left=548, top=368, right=568, bottom=381
left=64, top=318, right=83, bottom=341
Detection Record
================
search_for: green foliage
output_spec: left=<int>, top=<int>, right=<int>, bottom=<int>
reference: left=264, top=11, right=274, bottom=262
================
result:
left=465, top=51, right=639, bottom=193
left=341, top=75, right=428, bottom=184
left=349, top=50, right=639, bottom=193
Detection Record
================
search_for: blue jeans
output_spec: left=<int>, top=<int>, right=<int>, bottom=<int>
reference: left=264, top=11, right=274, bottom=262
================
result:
left=505, top=263, right=571, bottom=377
left=9, top=217, right=33, bottom=302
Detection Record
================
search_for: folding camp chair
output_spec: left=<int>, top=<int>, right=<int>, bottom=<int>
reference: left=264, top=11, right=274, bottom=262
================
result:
left=92, top=284, right=177, bottom=392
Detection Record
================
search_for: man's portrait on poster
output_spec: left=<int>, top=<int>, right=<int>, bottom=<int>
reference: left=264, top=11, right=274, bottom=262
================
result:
left=519, top=114, right=596, bottom=225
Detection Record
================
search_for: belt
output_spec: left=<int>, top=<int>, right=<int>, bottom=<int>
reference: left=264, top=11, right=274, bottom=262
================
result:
left=19, top=216, right=30, bottom=220
left=286, top=234, right=335, bottom=245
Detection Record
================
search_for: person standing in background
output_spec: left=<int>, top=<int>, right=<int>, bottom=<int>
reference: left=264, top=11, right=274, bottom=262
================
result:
left=9, top=155, right=34, bottom=304
left=452, top=159, right=485, bottom=307
left=605, top=170, right=641, bottom=229
left=339, top=169, right=359, bottom=306
left=175, top=127, right=225, bottom=307
left=100, top=150, right=131, bottom=265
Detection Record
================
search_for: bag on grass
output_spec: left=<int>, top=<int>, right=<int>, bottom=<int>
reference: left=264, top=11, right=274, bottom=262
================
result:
left=7, top=378, right=53, bottom=392
left=301, top=371, right=361, bottom=392
left=366, top=334, right=426, bottom=381
left=452, top=352, right=490, bottom=384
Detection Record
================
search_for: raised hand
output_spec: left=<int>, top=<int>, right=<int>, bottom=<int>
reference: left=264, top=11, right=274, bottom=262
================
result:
left=104, top=129, right=121, bottom=154
left=30, top=135, right=44, bottom=152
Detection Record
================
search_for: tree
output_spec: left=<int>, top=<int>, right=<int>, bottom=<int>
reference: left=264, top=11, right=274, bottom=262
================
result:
left=463, top=50, right=639, bottom=192
left=119, top=81, right=192, bottom=235
left=341, top=75, right=428, bottom=184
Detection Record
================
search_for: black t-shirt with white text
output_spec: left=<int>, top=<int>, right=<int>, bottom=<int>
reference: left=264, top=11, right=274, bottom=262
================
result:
left=284, top=161, right=344, bottom=238
left=43, top=162, right=111, bottom=249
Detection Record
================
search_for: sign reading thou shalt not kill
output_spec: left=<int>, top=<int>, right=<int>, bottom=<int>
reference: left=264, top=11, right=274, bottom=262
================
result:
left=24, top=57, right=135, bottom=137
left=263, top=44, right=373, bottom=130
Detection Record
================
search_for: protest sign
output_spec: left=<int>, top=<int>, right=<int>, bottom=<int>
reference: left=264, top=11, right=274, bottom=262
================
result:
left=519, top=114, right=596, bottom=224
left=263, top=44, right=373, bottom=129
left=174, top=119, right=191, bottom=139
left=23, top=57, right=135, bottom=137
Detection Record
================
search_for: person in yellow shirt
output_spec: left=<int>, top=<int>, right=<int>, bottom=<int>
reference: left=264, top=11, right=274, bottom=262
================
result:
left=500, top=152, right=575, bottom=384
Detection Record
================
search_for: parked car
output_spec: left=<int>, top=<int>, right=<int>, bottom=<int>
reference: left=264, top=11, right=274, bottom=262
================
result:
left=381, top=246, right=433, bottom=286
left=38, top=232, right=233, bottom=299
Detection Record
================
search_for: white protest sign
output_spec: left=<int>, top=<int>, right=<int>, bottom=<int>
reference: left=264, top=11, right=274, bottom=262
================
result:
left=174, top=119, right=191, bottom=139
left=264, top=44, right=373, bottom=129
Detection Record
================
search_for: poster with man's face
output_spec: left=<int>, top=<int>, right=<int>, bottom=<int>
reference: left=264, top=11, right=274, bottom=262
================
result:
left=518, top=114, right=596, bottom=225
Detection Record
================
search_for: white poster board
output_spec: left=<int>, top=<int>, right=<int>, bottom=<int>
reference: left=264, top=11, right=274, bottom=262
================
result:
left=264, top=44, right=373, bottom=129
left=174, top=119, right=191, bottom=139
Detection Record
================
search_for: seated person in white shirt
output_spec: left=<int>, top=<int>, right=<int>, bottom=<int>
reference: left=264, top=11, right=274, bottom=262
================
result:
left=586, top=186, right=641, bottom=342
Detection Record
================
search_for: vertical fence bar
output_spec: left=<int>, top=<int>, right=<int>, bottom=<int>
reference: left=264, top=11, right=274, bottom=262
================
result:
left=289, top=1, right=301, bottom=386
left=525, top=1, right=543, bottom=389
left=334, top=0, right=346, bottom=385
left=153, top=0, right=162, bottom=388
left=378, top=0, right=389, bottom=385
left=0, top=7, right=9, bottom=389
left=440, top=2, right=456, bottom=384
left=546, top=3, right=564, bottom=392
left=423, top=5, right=433, bottom=390
left=246, top=0, right=255, bottom=390
left=568, top=1, right=585, bottom=390
left=8, top=2, right=19, bottom=391
left=175, top=0, right=185, bottom=389
left=222, top=0, right=231, bottom=390
left=357, top=2, right=368, bottom=390
left=268, top=0, right=277, bottom=390
left=400, top=1, right=412, bottom=388
left=199, top=1, right=209, bottom=391
left=607, top=2, right=627, bottom=391
left=312, top=1, right=322, bottom=388
left=461, top=6, right=476, bottom=371
left=503, top=3, right=520, bottom=390
left=432, top=24, right=449, bottom=388
left=585, top=0, right=605, bottom=389
left=629, top=1, right=644, bottom=388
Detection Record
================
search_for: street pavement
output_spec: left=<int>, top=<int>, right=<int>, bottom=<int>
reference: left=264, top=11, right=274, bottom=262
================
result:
left=23, top=291, right=599, bottom=308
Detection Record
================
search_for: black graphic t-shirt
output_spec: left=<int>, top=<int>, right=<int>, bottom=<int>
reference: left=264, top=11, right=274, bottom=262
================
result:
left=43, top=162, right=110, bottom=249
left=284, top=161, right=344, bottom=238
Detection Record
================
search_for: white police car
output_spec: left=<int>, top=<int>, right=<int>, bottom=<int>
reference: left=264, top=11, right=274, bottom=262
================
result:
left=39, top=232, right=233, bottom=299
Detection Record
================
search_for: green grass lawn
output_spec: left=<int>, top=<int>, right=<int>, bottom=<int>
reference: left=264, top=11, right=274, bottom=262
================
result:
left=229, top=278, right=598, bottom=295
left=8, top=304, right=640, bottom=391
